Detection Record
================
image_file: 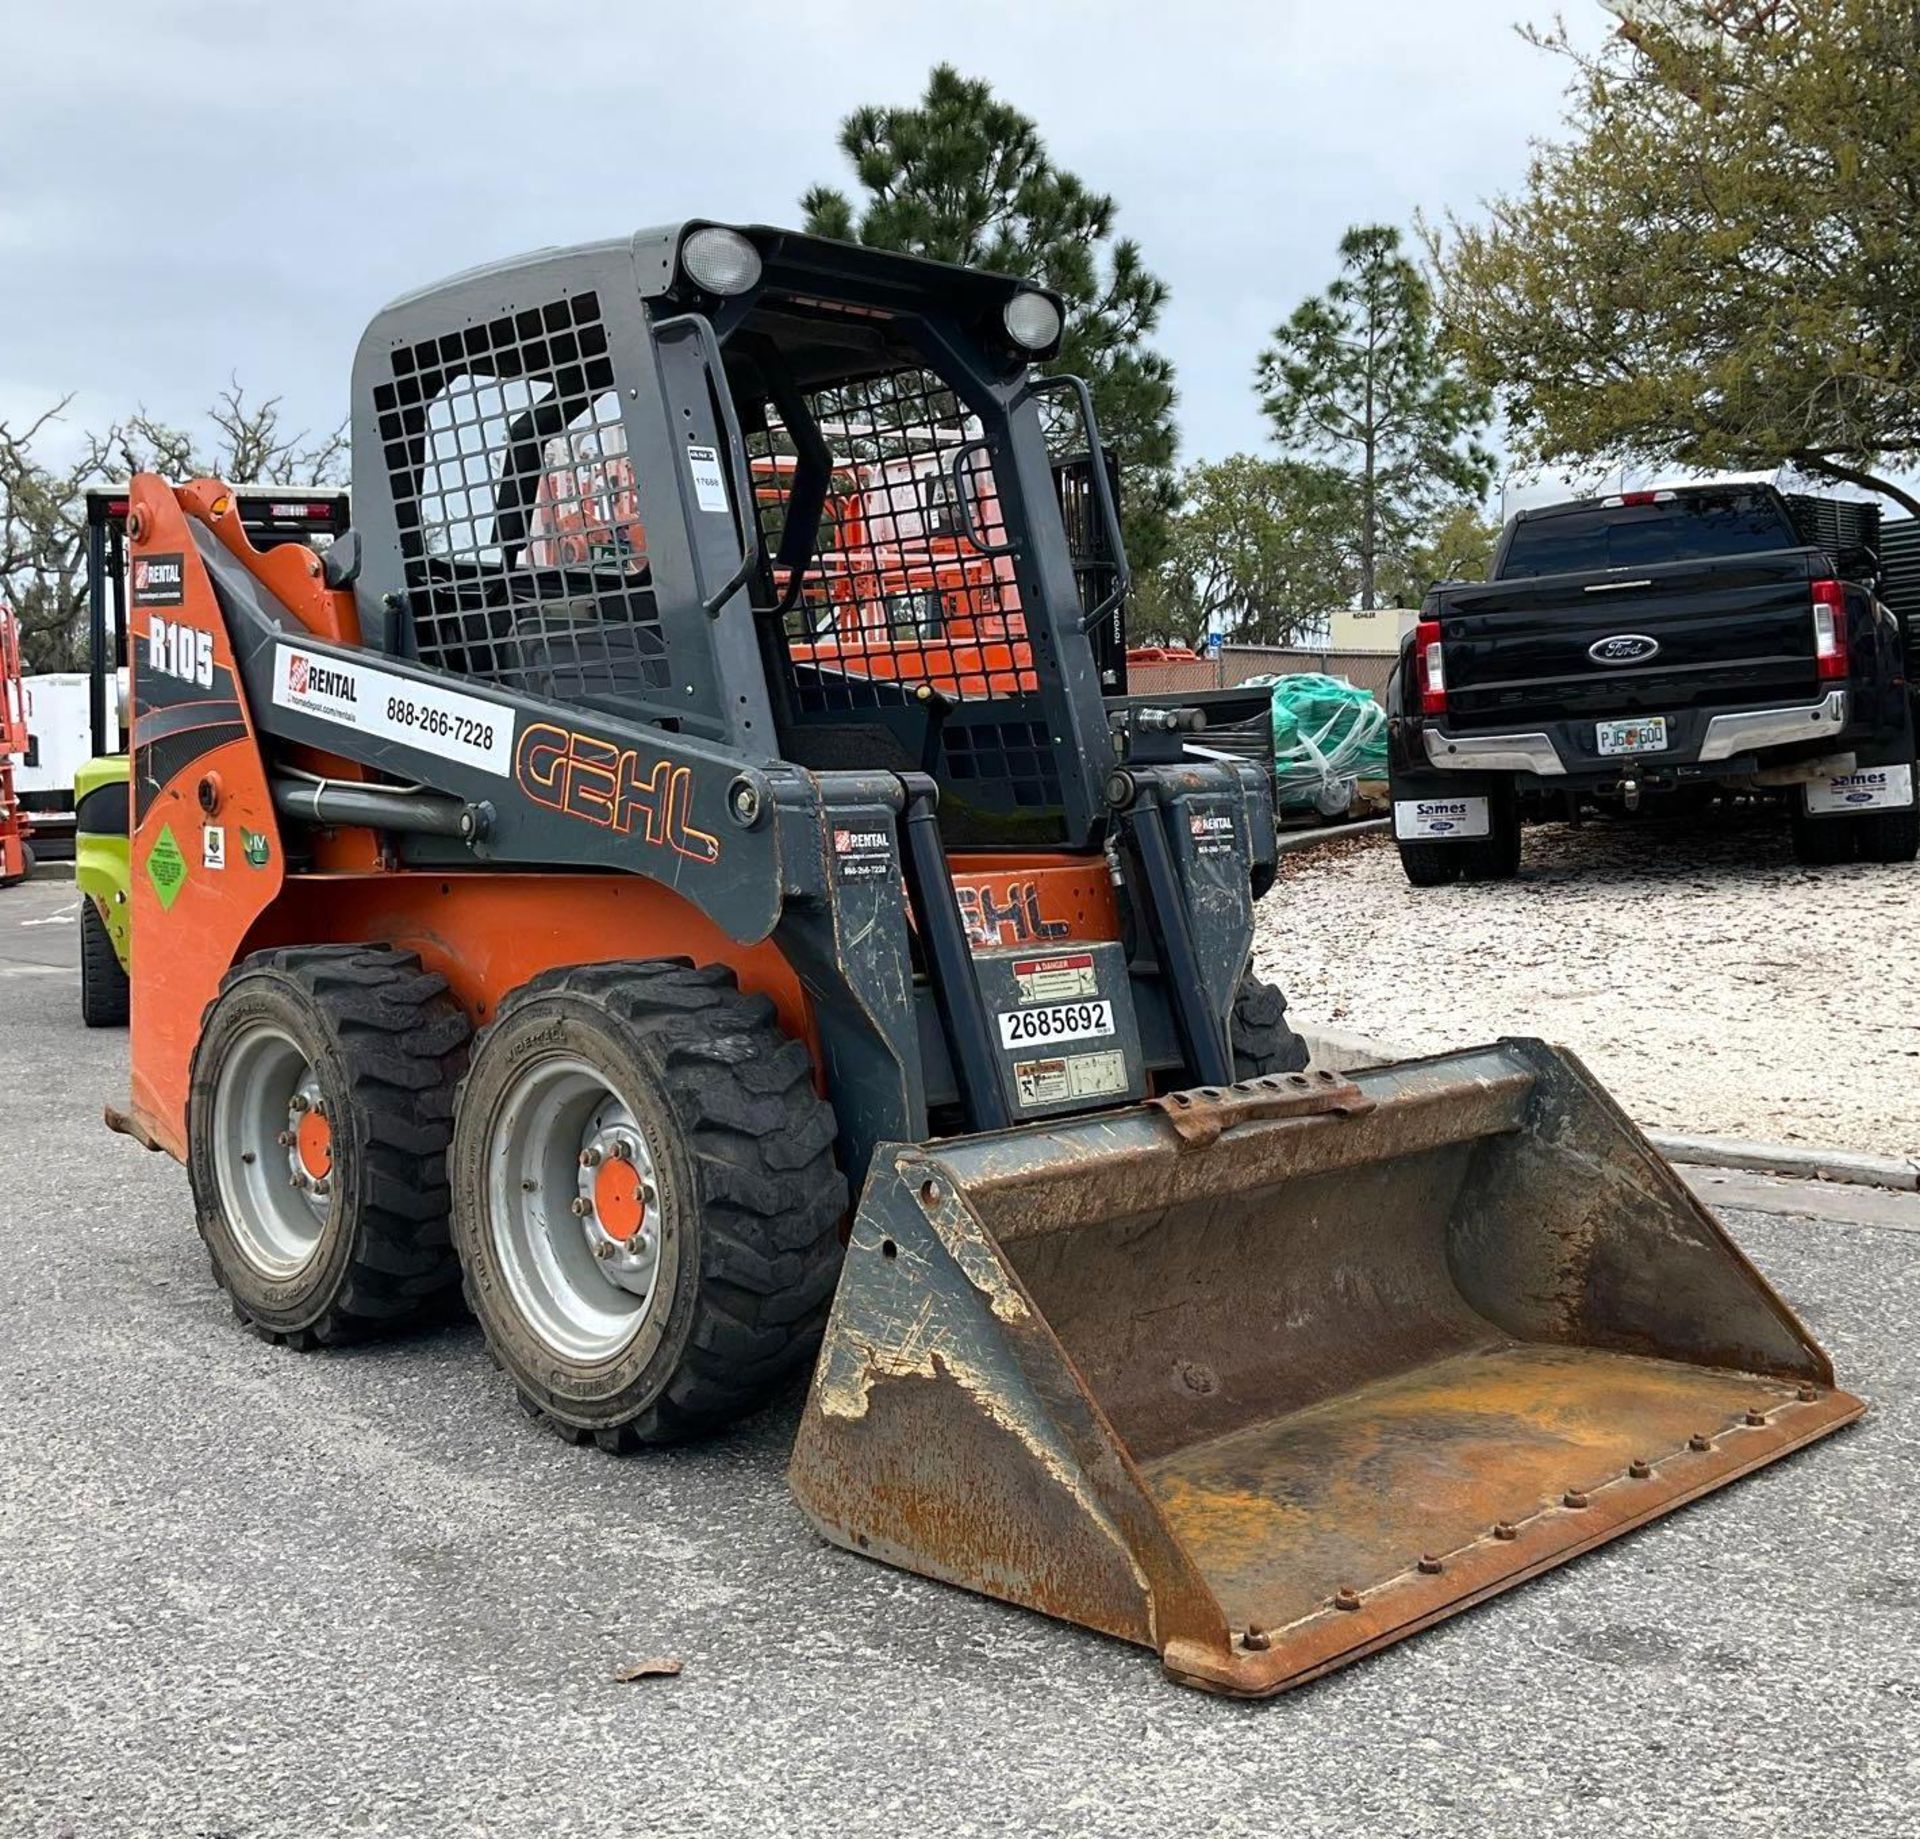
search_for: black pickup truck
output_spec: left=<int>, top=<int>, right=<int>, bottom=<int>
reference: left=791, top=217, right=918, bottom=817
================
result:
left=1386, top=483, right=1918, bottom=881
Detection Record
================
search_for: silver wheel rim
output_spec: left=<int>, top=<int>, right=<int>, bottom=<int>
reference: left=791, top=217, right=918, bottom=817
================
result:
left=212, top=1023, right=332, bottom=1279
left=486, top=1055, right=663, bottom=1364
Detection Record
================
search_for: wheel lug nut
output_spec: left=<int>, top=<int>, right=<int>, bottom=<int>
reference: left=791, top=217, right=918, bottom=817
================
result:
left=570, top=1197, right=593, bottom=1217
left=291, top=1172, right=309, bottom=1190
left=592, top=1240, right=615, bottom=1260
left=276, top=1131, right=295, bottom=1148
left=290, top=1094, right=311, bottom=1114
left=580, top=1147, right=602, bottom=1168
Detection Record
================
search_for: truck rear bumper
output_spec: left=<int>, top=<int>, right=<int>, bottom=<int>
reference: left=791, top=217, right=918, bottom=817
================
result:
left=1419, top=688, right=1851, bottom=779
left=1696, top=689, right=1849, bottom=761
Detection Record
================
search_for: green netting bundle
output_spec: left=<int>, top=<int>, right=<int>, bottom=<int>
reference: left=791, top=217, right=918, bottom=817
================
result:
left=1241, top=673, right=1388, bottom=817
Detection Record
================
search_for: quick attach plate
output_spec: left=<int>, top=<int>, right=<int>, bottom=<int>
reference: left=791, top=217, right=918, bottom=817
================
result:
left=970, top=939, right=1146, bottom=1120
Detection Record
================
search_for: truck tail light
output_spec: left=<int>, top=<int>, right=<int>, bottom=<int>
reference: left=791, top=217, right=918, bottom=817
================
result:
left=1812, top=579, right=1848, bottom=680
left=1415, top=618, right=1447, bottom=715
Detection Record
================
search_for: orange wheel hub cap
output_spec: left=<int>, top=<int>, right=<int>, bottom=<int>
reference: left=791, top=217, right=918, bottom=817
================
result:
left=593, top=1158, right=646, bottom=1242
left=296, top=1110, right=333, bottom=1180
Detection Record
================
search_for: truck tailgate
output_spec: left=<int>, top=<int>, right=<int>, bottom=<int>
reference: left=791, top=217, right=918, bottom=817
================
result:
left=1436, top=552, right=1822, bottom=729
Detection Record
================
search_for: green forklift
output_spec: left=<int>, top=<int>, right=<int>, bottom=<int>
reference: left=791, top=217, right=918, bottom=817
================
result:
left=73, top=485, right=350, bottom=1024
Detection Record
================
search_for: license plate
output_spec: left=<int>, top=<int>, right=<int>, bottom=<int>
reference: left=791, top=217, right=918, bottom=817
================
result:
left=1596, top=716, right=1667, bottom=756
left=996, top=999, right=1114, bottom=1050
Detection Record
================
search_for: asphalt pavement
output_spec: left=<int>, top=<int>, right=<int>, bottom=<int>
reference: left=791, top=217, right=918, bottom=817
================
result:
left=3, top=870, right=1917, bottom=1838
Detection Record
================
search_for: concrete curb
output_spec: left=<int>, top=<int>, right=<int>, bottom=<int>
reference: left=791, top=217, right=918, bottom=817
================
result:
left=1298, top=1030, right=1918, bottom=1194
left=1646, top=1131, right=1920, bottom=1194
left=1274, top=817, right=1388, bottom=855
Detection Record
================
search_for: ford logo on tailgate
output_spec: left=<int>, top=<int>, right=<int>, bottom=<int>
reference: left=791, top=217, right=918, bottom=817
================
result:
left=1588, top=633, right=1660, bottom=665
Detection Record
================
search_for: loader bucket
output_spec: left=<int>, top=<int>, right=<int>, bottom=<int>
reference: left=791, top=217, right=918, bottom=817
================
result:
left=788, top=1040, right=1863, bottom=1696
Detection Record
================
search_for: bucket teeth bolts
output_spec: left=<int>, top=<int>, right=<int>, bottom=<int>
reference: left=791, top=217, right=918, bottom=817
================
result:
left=1493, top=1521, right=1518, bottom=1541
left=1418, top=1554, right=1444, bottom=1575
left=1240, top=1626, right=1271, bottom=1652
left=1744, top=1409, right=1768, bottom=1427
left=1629, top=1458, right=1653, bottom=1479
left=1689, top=1434, right=1713, bottom=1452
left=1797, top=1385, right=1818, bottom=1403
left=1333, top=1587, right=1362, bottom=1613
left=1562, top=1490, right=1589, bottom=1510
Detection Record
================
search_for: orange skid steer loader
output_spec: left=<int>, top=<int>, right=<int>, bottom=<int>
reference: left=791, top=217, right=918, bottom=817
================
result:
left=112, top=222, right=1860, bottom=1695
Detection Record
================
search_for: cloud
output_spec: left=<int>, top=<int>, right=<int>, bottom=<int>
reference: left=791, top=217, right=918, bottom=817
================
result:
left=0, top=0, right=1586, bottom=473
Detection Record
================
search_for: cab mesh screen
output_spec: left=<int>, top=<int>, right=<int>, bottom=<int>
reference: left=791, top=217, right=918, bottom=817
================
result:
left=370, top=291, right=672, bottom=714
left=749, top=367, right=1040, bottom=709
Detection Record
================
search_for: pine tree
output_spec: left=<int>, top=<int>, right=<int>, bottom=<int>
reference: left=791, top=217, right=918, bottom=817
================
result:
left=1257, top=226, right=1493, bottom=608
left=802, top=65, right=1178, bottom=568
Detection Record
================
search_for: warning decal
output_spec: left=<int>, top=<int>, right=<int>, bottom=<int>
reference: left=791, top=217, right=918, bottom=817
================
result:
left=1013, top=1050, right=1129, bottom=1110
left=1010, top=952, right=1098, bottom=1004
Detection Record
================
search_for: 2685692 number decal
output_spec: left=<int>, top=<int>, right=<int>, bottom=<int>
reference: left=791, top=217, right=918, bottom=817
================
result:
left=995, top=1000, right=1115, bottom=1050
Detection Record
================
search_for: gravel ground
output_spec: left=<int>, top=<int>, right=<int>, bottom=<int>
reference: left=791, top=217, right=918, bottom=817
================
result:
left=4, top=870, right=1920, bottom=1837
left=1256, top=807, right=1920, bottom=1159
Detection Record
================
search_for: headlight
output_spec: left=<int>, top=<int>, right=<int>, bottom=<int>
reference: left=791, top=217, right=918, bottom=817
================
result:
left=1003, top=290, right=1062, bottom=352
left=680, top=227, right=763, bottom=296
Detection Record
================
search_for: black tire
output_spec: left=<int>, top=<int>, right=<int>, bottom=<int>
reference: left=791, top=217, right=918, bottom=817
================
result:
left=1859, top=802, right=1919, bottom=864
left=1789, top=804, right=1857, bottom=866
left=1460, top=798, right=1522, bottom=881
left=1397, top=840, right=1462, bottom=886
left=450, top=959, right=848, bottom=1449
left=188, top=946, right=471, bottom=1348
left=0, top=841, right=29, bottom=888
left=1229, top=973, right=1311, bottom=1077
left=79, top=900, right=131, bottom=1028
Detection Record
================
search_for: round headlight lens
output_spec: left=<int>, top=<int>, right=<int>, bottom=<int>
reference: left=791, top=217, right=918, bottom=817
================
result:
left=1003, top=291, right=1062, bottom=352
left=680, top=227, right=763, bottom=297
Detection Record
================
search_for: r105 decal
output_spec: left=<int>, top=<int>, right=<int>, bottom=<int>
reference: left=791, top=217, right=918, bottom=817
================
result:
left=148, top=616, right=214, bottom=690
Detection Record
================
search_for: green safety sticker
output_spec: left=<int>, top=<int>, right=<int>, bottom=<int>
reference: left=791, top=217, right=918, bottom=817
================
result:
left=146, top=824, right=188, bottom=910
left=242, top=828, right=271, bottom=869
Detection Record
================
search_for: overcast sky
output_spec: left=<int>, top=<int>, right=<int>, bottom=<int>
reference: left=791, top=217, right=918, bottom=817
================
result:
left=0, top=0, right=1601, bottom=481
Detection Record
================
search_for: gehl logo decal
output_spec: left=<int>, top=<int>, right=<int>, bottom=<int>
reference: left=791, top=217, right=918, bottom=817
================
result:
left=515, top=722, right=720, bottom=863
left=958, top=882, right=1071, bottom=951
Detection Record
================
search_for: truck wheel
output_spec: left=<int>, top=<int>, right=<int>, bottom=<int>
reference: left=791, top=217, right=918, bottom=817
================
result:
left=1230, top=973, right=1310, bottom=1076
left=1397, top=840, right=1463, bottom=887
left=1788, top=805, right=1857, bottom=867
left=450, top=959, right=848, bottom=1449
left=1859, top=803, right=1919, bottom=865
left=1457, top=786, right=1521, bottom=882
left=79, top=900, right=130, bottom=1027
left=188, top=947, right=470, bottom=1348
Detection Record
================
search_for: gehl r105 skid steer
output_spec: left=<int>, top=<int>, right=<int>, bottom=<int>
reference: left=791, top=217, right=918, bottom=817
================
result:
left=112, top=222, right=1860, bottom=1696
